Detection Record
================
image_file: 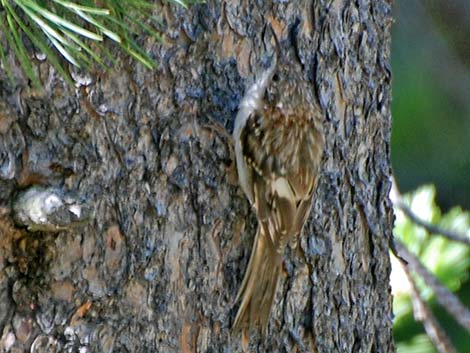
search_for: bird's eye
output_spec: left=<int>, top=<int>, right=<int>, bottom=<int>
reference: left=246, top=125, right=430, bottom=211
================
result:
left=272, top=73, right=280, bottom=82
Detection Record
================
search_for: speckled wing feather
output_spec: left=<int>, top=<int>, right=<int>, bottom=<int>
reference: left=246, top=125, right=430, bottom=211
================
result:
left=240, top=107, right=323, bottom=248
left=233, top=106, right=323, bottom=333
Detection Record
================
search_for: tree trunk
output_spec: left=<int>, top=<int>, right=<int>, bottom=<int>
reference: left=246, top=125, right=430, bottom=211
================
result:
left=0, top=1, right=395, bottom=352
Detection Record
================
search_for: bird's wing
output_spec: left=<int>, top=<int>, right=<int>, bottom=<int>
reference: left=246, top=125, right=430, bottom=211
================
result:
left=240, top=109, right=322, bottom=249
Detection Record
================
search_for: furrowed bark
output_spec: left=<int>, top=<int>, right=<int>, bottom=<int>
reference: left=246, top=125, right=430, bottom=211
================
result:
left=0, top=1, right=395, bottom=352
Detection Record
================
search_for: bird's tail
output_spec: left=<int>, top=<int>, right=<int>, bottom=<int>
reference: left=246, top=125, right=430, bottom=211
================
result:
left=233, top=226, right=282, bottom=334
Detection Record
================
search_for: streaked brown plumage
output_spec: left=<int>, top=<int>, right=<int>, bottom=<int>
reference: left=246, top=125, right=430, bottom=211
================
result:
left=233, top=62, right=324, bottom=334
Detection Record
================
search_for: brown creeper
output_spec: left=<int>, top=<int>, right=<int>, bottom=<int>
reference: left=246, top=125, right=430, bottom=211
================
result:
left=232, top=60, right=324, bottom=333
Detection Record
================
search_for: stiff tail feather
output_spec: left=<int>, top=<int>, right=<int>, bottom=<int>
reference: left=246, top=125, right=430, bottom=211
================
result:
left=233, top=226, right=282, bottom=334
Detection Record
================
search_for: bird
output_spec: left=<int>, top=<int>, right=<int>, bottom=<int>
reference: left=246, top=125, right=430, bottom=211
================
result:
left=232, top=51, right=324, bottom=335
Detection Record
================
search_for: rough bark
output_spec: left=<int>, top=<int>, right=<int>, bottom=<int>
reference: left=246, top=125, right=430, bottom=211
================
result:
left=0, top=1, right=395, bottom=352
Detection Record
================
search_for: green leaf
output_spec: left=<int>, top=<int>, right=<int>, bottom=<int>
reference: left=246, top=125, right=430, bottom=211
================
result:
left=2, top=6, right=42, bottom=90
left=18, top=0, right=103, bottom=40
left=59, top=27, right=107, bottom=68
left=52, top=0, right=110, bottom=15
left=168, top=0, right=188, bottom=9
left=1, top=0, right=201, bottom=88
left=72, top=8, right=121, bottom=43
left=392, top=184, right=470, bottom=340
left=125, top=12, right=162, bottom=42
left=5, top=2, right=74, bottom=86
left=397, top=334, right=436, bottom=353
left=0, top=36, right=15, bottom=84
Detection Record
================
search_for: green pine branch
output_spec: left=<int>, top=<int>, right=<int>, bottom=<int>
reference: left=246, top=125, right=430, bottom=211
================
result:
left=0, top=0, right=202, bottom=90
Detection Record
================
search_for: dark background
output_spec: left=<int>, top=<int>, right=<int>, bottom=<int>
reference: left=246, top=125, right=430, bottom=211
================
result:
left=392, top=0, right=470, bottom=210
left=391, top=1, right=470, bottom=351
